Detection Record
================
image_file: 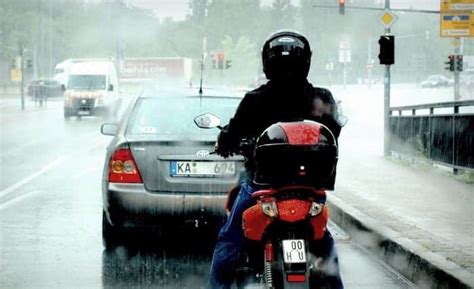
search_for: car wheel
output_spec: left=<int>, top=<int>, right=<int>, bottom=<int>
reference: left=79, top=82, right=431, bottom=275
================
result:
left=102, top=211, right=121, bottom=250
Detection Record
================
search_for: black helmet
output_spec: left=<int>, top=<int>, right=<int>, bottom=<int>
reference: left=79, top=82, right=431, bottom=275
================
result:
left=262, top=30, right=312, bottom=80
left=254, top=120, right=338, bottom=190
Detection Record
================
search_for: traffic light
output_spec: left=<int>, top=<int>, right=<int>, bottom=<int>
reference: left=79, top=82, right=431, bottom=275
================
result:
left=455, top=55, right=463, bottom=72
left=339, top=0, right=345, bottom=15
left=217, top=52, right=224, bottom=70
left=378, top=35, right=394, bottom=65
left=11, top=59, right=16, bottom=69
left=445, top=55, right=455, bottom=72
left=27, top=59, right=33, bottom=69
left=212, top=52, right=231, bottom=70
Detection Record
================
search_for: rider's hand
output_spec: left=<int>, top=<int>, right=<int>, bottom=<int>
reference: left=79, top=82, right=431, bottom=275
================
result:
left=215, top=126, right=237, bottom=158
left=321, top=114, right=342, bottom=140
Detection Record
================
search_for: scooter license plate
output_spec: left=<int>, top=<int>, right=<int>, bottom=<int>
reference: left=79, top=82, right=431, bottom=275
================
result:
left=282, top=239, right=307, bottom=263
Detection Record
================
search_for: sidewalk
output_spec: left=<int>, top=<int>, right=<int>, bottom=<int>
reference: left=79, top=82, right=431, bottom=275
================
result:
left=0, top=93, right=62, bottom=109
left=330, top=129, right=474, bottom=288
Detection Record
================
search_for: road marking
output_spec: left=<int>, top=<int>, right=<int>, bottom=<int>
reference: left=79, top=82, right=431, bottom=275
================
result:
left=0, top=139, right=42, bottom=160
left=0, top=190, right=43, bottom=210
left=0, top=127, right=108, bottom=209
left=0, top=137, right=107, bottom=207
left=0, top=156, right=67, bottom=200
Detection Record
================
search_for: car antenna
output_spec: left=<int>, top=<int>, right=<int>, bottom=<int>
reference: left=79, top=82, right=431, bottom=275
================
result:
left=199, top=52, right=204, bottom=97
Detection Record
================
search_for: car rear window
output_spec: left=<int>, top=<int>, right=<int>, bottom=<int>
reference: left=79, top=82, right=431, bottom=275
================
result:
left=126, top=96, right=241, bottom=137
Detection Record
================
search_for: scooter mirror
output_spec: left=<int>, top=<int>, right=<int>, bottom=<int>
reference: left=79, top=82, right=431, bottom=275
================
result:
left=194, top=113, right=221, bottom=129
left=338, top=114, right=349, bottom=127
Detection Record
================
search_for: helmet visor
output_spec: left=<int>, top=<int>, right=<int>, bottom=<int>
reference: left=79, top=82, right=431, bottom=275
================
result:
left=268, top=36, right=306, bottom=57
left=266, top=36, right=309, bottom=79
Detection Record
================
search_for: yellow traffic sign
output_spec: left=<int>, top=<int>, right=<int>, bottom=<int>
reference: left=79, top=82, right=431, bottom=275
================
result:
left=440, top=11, right=474, bottom=37
left=378, top=9, right=398, bottom=29
left=441, top=0, right=474, bottom=13
left=440, top=0, right=474, bottom=37
left=10, top=69, right=22, bottom=82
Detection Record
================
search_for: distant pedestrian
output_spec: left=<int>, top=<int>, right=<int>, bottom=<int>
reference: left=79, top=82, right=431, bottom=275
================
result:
left=35, top=80, right=46, bottom=107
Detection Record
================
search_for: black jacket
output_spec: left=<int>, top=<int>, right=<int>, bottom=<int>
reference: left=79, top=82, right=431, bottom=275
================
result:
left=219, top=79, right=341, bottom=175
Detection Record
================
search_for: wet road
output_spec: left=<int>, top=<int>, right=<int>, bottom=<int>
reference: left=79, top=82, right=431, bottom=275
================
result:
left=0, top=92, right=416, bottom=288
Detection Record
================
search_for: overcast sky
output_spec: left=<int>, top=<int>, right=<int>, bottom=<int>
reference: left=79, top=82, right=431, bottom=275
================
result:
left=126, top=0, right=440, bottom=21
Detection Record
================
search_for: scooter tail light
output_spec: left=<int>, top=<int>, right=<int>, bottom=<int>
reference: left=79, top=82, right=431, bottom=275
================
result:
left=278, top=199, right=312, bottom=222
left=261, top=201, right=278, bottom=218
left=108, top=147, right=143, bottom=183
left=287, top=274, right=306, bottom=282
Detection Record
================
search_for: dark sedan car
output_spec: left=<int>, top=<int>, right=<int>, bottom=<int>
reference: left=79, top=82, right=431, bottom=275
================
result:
left=100, top=86, right=245, bottom=248
left=419, top=74, right=450, bottom=88
left=26, top=79, right=64, bottom=98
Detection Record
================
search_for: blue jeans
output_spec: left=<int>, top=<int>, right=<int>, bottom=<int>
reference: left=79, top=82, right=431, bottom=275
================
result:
left=207, top=180, right=344, bottom=289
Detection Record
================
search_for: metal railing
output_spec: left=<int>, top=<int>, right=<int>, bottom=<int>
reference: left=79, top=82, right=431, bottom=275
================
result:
left=389, top=100, right=474, bottom=174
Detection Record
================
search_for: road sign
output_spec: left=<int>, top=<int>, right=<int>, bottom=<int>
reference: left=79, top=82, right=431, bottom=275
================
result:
left=378, top=9, right=398, bottom=29
left=10, top=69, right=22, bottom=82
left=440, top=0, right=474, bottom=37
left=440, top=12, right=474, bottom=37
left=441, top=0, right=474, bottom=12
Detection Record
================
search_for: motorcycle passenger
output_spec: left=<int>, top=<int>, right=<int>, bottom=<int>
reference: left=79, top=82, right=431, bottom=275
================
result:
left=207, top=30, right=344, bottom=289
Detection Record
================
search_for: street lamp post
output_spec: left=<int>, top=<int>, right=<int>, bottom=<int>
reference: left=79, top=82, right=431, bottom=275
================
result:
left=19, top=42, right=25, bottom=110
left=383, top=0, right=391, bottom=157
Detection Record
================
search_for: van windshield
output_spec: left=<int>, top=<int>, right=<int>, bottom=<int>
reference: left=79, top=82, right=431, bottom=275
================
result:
left=67, top=75, right=106, bottom=90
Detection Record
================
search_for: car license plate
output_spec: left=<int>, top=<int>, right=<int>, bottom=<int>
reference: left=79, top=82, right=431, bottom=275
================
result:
left=170, top=161, right=235, bottom=177
left=77, top=110, right=90, bottom=115
left=282, top=239, right=307, bottom=263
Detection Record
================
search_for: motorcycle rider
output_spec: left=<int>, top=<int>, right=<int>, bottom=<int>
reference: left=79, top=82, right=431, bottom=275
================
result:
left=208, top=30, right=344, bottom=289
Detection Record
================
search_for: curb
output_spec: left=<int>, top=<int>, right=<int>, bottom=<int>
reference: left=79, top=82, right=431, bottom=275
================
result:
left=327, top=194, right=473, bottom=289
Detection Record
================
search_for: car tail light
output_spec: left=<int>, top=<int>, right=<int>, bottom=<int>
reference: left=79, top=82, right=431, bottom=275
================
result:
left=108, top=148, right=143, bottom=183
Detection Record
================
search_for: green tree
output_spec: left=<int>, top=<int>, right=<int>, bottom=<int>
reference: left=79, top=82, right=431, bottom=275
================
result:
left=269, top=0, right=297, bottom=31
left=220, top=35, right=259, bottom=85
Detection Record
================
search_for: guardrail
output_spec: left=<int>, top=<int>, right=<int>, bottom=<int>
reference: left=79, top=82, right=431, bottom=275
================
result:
left=389, top=100, right=474, bottom=174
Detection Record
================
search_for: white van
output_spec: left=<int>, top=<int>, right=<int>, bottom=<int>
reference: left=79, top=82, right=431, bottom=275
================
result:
left=63, top=61, right=121, bottom=119
left=53, top=59, right=73, bottom=86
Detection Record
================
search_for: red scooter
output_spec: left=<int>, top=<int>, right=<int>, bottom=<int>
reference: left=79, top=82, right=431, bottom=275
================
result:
left=194, top=113, right=339, bottom=289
